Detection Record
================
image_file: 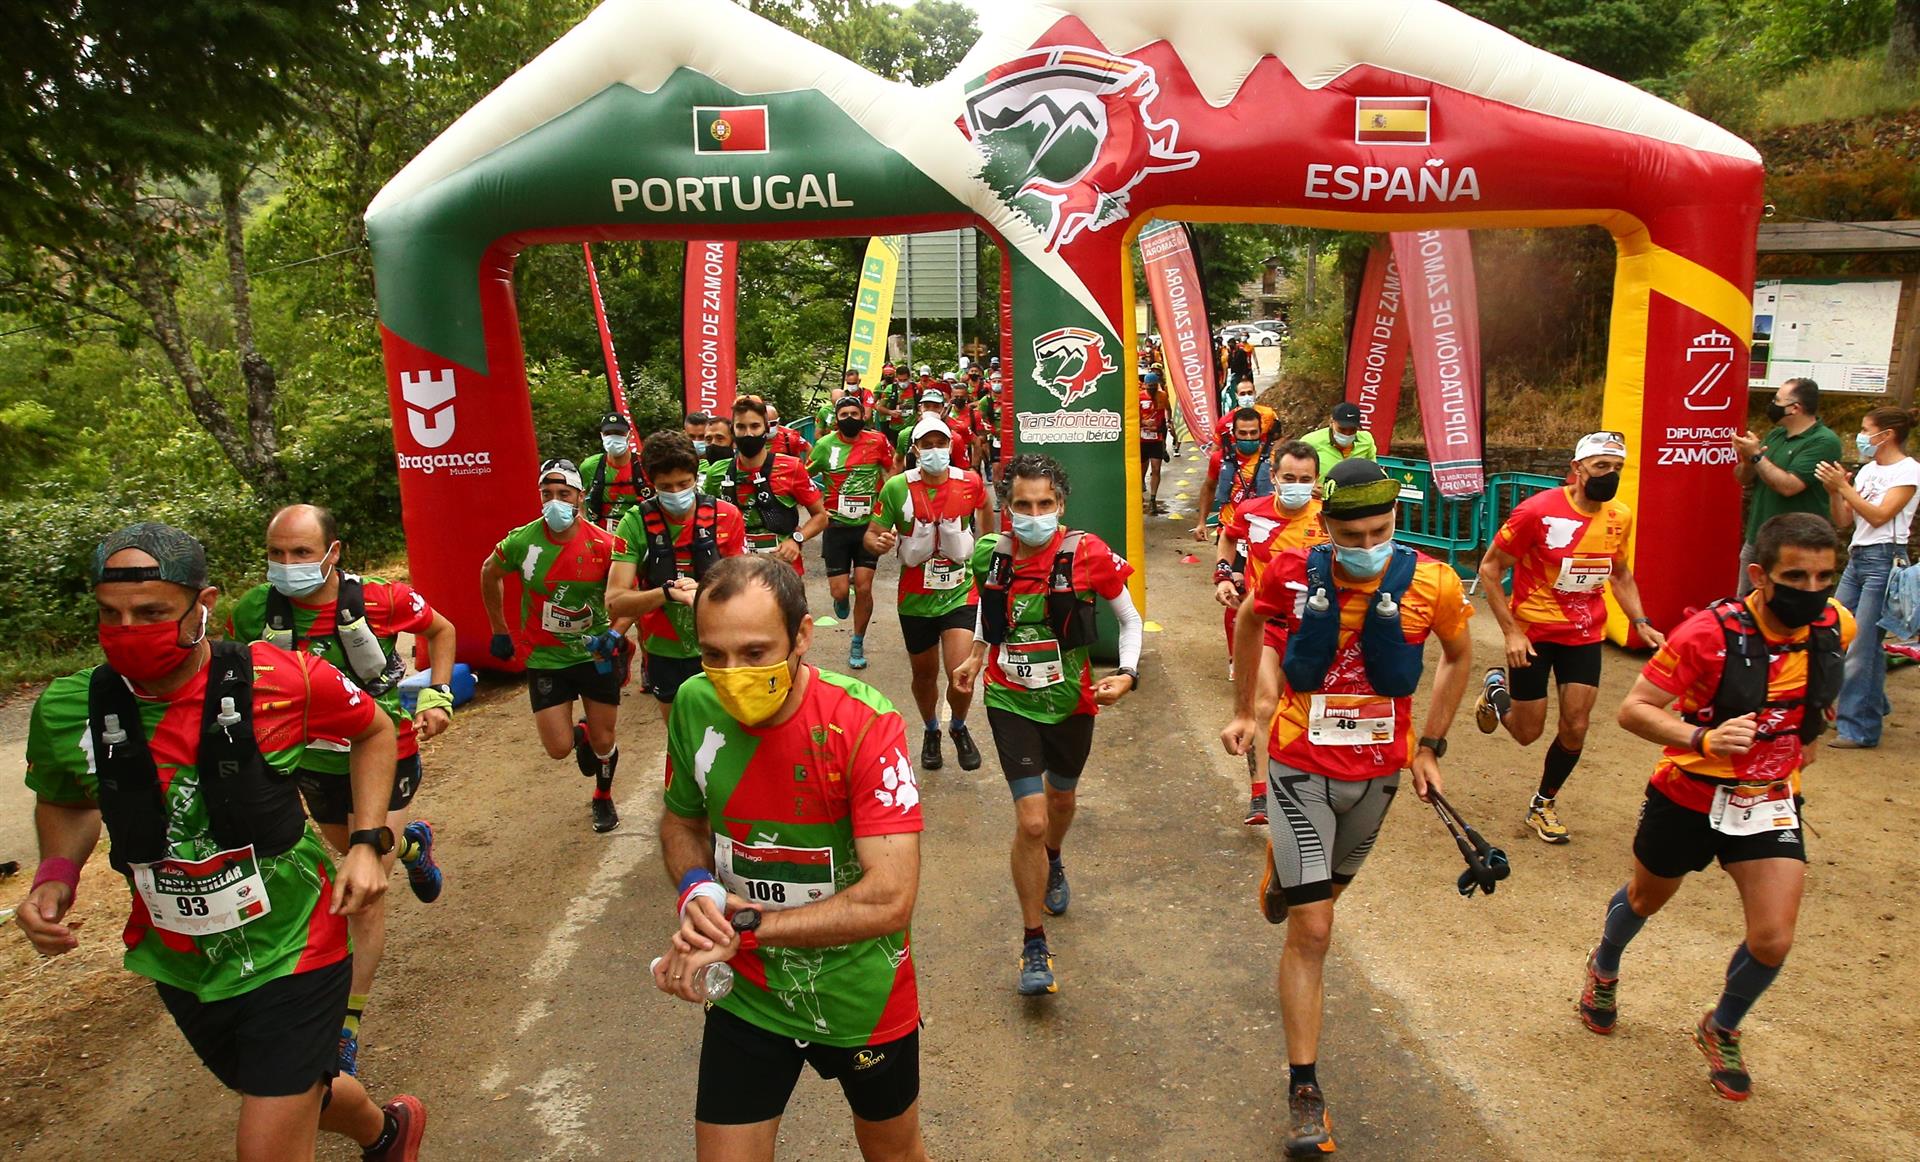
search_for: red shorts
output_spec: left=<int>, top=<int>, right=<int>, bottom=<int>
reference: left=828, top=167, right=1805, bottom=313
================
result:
left=1225, top=605, right=1288, bottom=654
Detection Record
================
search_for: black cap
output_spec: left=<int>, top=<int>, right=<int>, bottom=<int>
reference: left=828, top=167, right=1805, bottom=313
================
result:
left=599, top=411, right=632, bottom=434
left=92, top=522, right=208, bottom=590
left=835, top=394, right=866, bottom=412
left=1331, top=402, right=1363, bottom=426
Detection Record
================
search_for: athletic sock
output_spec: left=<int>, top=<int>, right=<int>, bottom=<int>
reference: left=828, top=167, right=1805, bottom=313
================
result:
left=1251, top=779, right=1268, bottom=799
left=344, top=994, right=368, bottom=1038
left=1711, top=942, right=1784, bottom=1031
left=594, top=746, right=618, bottom=799
left=950, top=713, right=966, bottom=728
left=1594, top=885, right=1647, bottom=976
left=1289, top=1062, right=1317, bottom=1090
left=364, top=1111, right=398, bottom=1154
left=1045, top=846, right=1061, bottom=865
left=397, top=834, right=420, bottom=863
left=924, top=719, right=940, bottom=733
left=1024, top=925, right=1045, bottom=944
left=1538, top=740, right=1582, bottom=799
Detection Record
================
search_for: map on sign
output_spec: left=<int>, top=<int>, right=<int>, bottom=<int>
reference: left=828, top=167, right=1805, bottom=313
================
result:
left=1749, top=279, right=1901, bottom=395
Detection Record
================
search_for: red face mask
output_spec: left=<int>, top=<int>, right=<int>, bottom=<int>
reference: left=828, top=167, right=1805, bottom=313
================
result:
left=98, top=606, right=207, bottom=683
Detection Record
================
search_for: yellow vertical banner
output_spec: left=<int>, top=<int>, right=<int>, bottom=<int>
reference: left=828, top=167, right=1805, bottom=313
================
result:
left=847, top=236, right=902, bottom=390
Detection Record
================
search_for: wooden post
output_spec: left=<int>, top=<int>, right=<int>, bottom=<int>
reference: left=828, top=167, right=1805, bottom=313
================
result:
left=1891, top=275, right=1920, bottom=409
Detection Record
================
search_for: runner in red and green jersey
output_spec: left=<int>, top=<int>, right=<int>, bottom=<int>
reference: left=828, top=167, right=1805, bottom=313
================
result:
left=16, top=521, right=424, bottom=1160
left=651, top=555, right=927, bottom=1155
left=809, top=394, right=895, bottom=670
left=865, top=414, right=995, bottom=774
left=482, top=459, right=633, bottom=834
left=700, top=395, right=826, bottom=571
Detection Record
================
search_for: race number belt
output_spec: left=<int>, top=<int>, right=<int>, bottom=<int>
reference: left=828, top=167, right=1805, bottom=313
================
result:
left=1306, top=694, right=1396, bottom=747
left=998, top=638, right=1065, bottom=689
left=131, top=845, right=272, bottom=937
left=714, top=835, right=837, bottom=910
left=924, top=557, right=967, bottom=591
left=1709, top=782, right=1798, bottom=837
left=835, top=493, right=873, bottom=520
left=1554, top=557, right=1612, bottom=594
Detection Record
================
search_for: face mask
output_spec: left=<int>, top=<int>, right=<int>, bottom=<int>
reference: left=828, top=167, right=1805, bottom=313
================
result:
left=1235, top=438, right=1261, bottom=456
left=704, top=658, right=794, bottom=726
left=733, top=434, right=767, bottom=459
left=1763, top=581, right=1833, bottom=629
left=267, top=549, right=335, bottom=599
left=1581, top=471, right=1621, bottom=502
left=542, top=498, right=577, bottom=533
left=657, top=487, right=696, bottom=518
left=704, top=444, right=730, bottom=462
left=1333, top=540, right=1394, bottom=579
left=837, top=417, right=865, bottom=439
left=1857, top=431, right=1879, bottom=458
left=1278, top=482, right=1316, bottom=510
left=99, top=605, right=207, bottom=683
left=1237, top=394, right=1256, bottom=408
left=1011, top=511, right=1059, bottom=547
left=1332, top=430, right=1356, bottom=449
left=917, top=447, right=951, bottom=473
left=1765, top=400, right=1789, bottom=423
left=692, top=440, right=708, bottom=456
left=602, top=434, right=630, bottom=457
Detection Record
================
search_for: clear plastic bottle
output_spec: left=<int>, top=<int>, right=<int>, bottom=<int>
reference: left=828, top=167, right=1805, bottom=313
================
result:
left=650, top=958, right=735, bottom=1001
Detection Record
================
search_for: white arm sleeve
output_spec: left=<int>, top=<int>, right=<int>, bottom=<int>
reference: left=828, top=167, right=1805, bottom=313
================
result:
left=1104, top=587, right=1143, bottom=671
left=973, top=601, right=986, bottom=643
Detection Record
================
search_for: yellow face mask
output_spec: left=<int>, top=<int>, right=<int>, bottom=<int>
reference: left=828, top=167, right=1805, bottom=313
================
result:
left=704, top=658, right=794, bottom=725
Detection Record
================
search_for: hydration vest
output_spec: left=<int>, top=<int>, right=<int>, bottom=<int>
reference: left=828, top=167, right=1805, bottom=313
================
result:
left=587, top=452, right=649, bottom=527
left=641, top=496, right=720, bottom=590
left=979, top=532, right=1098, bottom=651
left=264, top=574, right=405, bottom=696
left=1281, top=544, right=1424, bottom=699
left=1684, top=598, right=1844, bottom=744
left=722, top=456, right=801, bottom=537
left=89, top=640, right=303, bottom=874
left=1213, top=439, right=1273, bottom=512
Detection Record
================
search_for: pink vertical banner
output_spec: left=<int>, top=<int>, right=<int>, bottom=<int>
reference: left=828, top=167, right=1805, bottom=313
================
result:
left=582, top=243, right=631, bottom=425
left=1343, top=242, right=1409, bottom=454
left=683, top=241, right=738, bottom=416
left=1137, top=220, right=1220, bottom=445
left=1391, top=229, right=1484, bottom=497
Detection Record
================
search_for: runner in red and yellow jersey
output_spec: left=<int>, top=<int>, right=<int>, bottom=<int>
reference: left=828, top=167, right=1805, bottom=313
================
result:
left=1214, top=441, right=1327, bottom=825
left=1139, top=371, right=1174, bottom=515
left=1219, top=458, right=1472, bottom=1159
left=1196, top=408, right=1274, bottom=539
left=1476, top=432, right=1666, bottom=843
left=1578, top=513, right=1852, bottom=1103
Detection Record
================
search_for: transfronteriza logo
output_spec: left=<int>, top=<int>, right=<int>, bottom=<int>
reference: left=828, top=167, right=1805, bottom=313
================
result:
left=1031, top=326, right=1116, bottom=407
left=960, top=48, right=1198, bottom=251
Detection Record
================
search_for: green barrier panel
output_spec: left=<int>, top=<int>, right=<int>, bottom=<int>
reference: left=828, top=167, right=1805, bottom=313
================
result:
left=1481, top=471, right=1567, bottom=593
left=1379, top=456, right=1484, bottom=580
left=794, top=415, right=817, bottom=445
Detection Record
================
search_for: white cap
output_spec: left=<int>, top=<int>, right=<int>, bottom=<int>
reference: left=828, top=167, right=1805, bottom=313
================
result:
left=538, top=458, right=584, bottom=491
left=942, top=371, right=957, bottom=382
left=917, top=364, right=932, bottom=376
left=919, top=388, right=947, bottom=405
left=1574, top=430, right=1629, bottom=462
left=912, top=414, right=952, bottom=442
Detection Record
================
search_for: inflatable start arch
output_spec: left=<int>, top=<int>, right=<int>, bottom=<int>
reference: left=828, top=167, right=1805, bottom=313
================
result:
left=368, top=0, right=1763, bottom=666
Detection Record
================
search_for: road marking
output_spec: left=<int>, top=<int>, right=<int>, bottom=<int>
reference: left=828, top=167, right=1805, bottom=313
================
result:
left=524, top=1065, right=601, bottom=1159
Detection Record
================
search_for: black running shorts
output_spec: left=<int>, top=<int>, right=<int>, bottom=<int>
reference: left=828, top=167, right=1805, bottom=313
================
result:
left=1141, top=439, right=1168, bottom=463
left=899, top=605, right=977, bottom=655
left=822, top=524, right=879, bottom=577
left=295, top=755, right=423, bottom=826
left=986, top=706, right=1096, bottom=798
left=1632, top=783, right=1806, bottom=879
left=156, top=958, right=351, bottom=1098
left=696, top=1004, right=920, bottom=1126
left=645, top=652, right=704, bottom=704
left=527, top=660, right=623, bottom=712
left=1510, top=640, right=1604, bottom=702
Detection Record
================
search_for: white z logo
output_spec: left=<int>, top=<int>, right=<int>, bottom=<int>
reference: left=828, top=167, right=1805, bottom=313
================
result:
left=1683, top=331, right=1735, bottom=413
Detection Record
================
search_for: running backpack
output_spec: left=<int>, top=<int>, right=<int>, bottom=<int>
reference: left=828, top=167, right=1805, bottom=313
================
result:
left=1686, top=598, right=1843, bottom=743
left=263, top=574, right=406, bottom=696
left=640, top=496, right=720, bottom=590
left=721, top=456, right=801, bottom=537
left=979, top=532, right=1098, bottom=651
left=587, top=452, right=650, bottom=527
left=1281, top=543, right=1424, bottom=698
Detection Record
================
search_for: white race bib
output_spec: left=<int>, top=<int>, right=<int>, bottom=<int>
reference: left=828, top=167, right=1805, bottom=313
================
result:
left=1554, top=557, right=1613, bottom=594
left=1306, top=694, right=1397, bottom=747
left=1708, top=782, right=1799, bottom=837
left=998, top=639, right=1065, bottom=689
left=836, top=493, right=873, bottom=520
left=714, top=835, right=837, bottom=910
left=746, top=531, right=781, bottom=555
left=541, top=601, right=593, bottom=636
left=924, top=557, right=967, bottom=591
left=132, top=845, right=272, bottom=937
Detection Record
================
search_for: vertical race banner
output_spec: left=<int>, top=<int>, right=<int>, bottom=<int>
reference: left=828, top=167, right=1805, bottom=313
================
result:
left=846, top=236, right=902, bottom=390
left=1392, top=230, right=1484, bottom=497
left=1137, top=220, right=1220, bottom=445
left=1343, top=242, right=1410, bottom=453
left=581, top=243, right=631, bottom=424
left=683, top=240, right=739, bottom=415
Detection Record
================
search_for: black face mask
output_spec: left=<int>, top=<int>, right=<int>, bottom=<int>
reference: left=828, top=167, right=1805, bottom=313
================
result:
left=837, top=417, right=865, bottom=439
left=1582, top=471, right=1621, bottom=502
left=704, top=445, right=730, bottom=462
left=1765, top=400, right=1789, bottom=423
left=1764, top=582, right=1833, bottom=629
left=733, top=434, right=767, bottom=459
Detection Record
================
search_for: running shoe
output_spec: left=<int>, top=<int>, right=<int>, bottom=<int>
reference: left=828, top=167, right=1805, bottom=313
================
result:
left=1577, top=950, right=1618, bottom=1035
left=362, top=1094, right=427, bottom=1162
left=921, top=727, right=943, bottom=771
left=591, top=797, right=620, bottom=834
left=401, top=820, right=443, bottom=904
left=1694, top=1012, right=1751, bottom=1101
left=849, top=637, right=867, bottom=670
left=950, top=723, right=982, bottom=771
left=1044, top=860, right=1070, bottom=916
left=1017, top=937, right=1057, bottom=995
left=833, top=595, right=851, bottom=620
left=1284, top=1082, right=1335, bottom=1157
left=1475, top=668, right=1511, bottom=734
left=1258, top=843, right=1288, bottom=924
left=1245, top=793, right=1268, bottom=826
left=572, top=721, right=596, bottom=777
left=1527, top=795, right=1570, bottom=844
left=338, top=1028, right=359, bottom=1077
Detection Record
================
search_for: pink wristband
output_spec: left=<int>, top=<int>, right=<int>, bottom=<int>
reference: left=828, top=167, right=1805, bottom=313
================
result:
left=31, top=856, right=80, bottom=898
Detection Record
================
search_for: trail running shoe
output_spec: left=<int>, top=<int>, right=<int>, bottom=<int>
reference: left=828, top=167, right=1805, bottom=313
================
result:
left=1017, top=937, right=1057, bottom=995
left=849, top=637, right=868, bottom=670
left=591, top=797, right=620, bottom=834
left=1245, top=793, right=1268, bottom=826
left=1044, top=860, right=1070, bottom=916
left=833, top=595, right=851, bottom=620
left=1694, top=1012, right=1751, bottom=1101
left=1259, top=842, right=1288, bottom=925
left=1284, top=1082, right=1335, bottom=1156
left=572, top=721, right=596, bottom=777
left=951, top=723, right=982, bottom=771
left=362, top=1094, right=427, bottom=1162
left=1475, top=668, right=1511, bottom=734
left=337, top=1028, right=359, bottom=1077
left=921, top=727, right=943, bottom=771
left=1578, top=950, right=1618, bottom=1035
left=1527, top=795, right=1571, bottom=844
left=401, top=820, right=443, bottom=904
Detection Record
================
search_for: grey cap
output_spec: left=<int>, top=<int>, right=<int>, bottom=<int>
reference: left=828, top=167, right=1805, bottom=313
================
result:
left=92, top=522, right=208, bottom=590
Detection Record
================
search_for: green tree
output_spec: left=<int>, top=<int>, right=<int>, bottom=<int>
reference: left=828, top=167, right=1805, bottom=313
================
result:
left=1453, top=0, right=1707, bottom=82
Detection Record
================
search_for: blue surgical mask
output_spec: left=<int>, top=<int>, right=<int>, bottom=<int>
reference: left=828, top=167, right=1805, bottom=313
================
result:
left=1237, top=394, right=1256, bottom=408
left=602, top=434, right=630, bottom=457
left=267, top=557, right=332, bottom=599
left=1332, top=430, right=1356, bottom=449
left=1857, top=431, right=1879, bottom=458
left=1011, top=512, right=1059, bottom=547
left=657, top=487, right=696, bottom=517
left=692, top=440, right=708, bottom=456
left=917, top=447, right=951, bottom=474
left=542, top=499, right=577, bottom=533
left=1278, top=482, right=1316, bottom=510
left=1235, top=438, right=1261, bottom=455
left=1333, top=540, right=1394, bottom=579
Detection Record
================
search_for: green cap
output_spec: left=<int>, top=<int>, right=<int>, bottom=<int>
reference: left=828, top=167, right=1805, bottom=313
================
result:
left=92, top=522, right=208, bottom=590
left=1320, top=459, right=1400, bottom=520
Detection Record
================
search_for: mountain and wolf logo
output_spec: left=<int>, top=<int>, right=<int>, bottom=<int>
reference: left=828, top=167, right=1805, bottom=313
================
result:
left=1031, top=327, right=1116, bottom=408
left=961, top=48, right=1199, bottom=251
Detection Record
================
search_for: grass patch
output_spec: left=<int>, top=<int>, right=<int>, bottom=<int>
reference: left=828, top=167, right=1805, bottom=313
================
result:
left=0, top=641, right=101, bottom=699
left=1755, top=54, right=1920, bottom=129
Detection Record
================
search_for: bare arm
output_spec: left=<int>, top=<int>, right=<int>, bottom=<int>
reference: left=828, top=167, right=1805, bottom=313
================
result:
left=797, top=497, right=829, bottom=542
left=13, top=799, right=102, bottom=955
left=659, top=808, right=714, bottom=884
left=420, top=610, right=457, bottom=685
left=1419, top=624, right=1474, bottom=743
left=756, top=833, right=919, bottom=948
left=1608, top=556, right=1664, bottom=648
left=1827, top=471, right=1915, bottom=529
left=332, top=706, right=397, bottom=916
left=1477, top=544, right=1519, bottom=637
left=480, top=555, right=510, bottom=635
left=606, top=560, right=668, bottom=621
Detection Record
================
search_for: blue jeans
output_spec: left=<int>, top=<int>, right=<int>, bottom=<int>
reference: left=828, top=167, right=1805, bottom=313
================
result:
left=1835, top=542, right=1898, bottom=745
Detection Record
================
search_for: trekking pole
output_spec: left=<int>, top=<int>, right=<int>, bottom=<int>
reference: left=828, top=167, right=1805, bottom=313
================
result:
left=1429, top=791, right=1509, bottom=897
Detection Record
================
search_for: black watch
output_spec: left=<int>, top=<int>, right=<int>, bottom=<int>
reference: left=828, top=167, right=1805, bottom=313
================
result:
left=430, top=682, right=453, bottom=697
left=1417, top=736, right=1448, bottom=759
left=1113, top=666, right=1139, bottom=691
left=348, top=826, right=395, bottom=855
left=730, top=907, right=762, bottom=934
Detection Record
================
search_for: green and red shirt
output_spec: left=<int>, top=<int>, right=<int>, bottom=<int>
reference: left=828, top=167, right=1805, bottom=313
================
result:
left=578, top=450, right=648, bottom=531
left=611, top=499, right=747, bottom=658
left=809, top=428, right=894, bottom=527
left=968, top=531, right=1134, bottom=723
left=491, top=519, right=625, bottom=669
left=227, top=577, right=433, bottom=773
left=701, top=453, right=822, bottom=570
left=663, top=667, right=922, bottom=1047
left=25, top=643, right=377, bottom=1001
left=871, top=468, right=986, bottom=618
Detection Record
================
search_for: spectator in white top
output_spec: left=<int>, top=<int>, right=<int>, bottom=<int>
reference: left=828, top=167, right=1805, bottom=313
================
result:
left=1815, top=405, right=1920, bottom=748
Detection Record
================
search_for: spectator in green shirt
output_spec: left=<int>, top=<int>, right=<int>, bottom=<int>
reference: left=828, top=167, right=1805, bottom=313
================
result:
left=1733, top=377, right=1845, bottom=597
left=1299, top=402, right=1379, bottom=479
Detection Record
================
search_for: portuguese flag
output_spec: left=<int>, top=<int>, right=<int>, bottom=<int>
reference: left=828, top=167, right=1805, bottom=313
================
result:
left=695, top=106, right=769, bottom=154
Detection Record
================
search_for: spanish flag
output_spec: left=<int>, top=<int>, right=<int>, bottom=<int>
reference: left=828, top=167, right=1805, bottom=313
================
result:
left=1354, top=97, right=1430, bottom=145
left=694, top=105, right=769, bottom=154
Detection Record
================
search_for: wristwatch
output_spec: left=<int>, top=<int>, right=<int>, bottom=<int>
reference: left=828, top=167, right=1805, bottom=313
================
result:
left=791, top=531, right=807, bottom=544
left=731, top=906, right=762, bottom=953
left=1112, top=666, right=1140, bottom=691
left=348, top=826, right=395, bottom=855
left=1750, top=453, right=1764, bottom=464
left=430, top=682, right=453, bottom=697
left=1417, top=735, right=1448, bottom=759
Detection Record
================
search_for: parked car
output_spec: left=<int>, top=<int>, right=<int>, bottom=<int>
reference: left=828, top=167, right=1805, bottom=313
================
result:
left=1222, top=323, right=1285, bottom=347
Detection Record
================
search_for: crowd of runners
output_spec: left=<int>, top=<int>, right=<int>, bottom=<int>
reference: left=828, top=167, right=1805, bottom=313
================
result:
left=12, top=348, right=1912, bottom=1160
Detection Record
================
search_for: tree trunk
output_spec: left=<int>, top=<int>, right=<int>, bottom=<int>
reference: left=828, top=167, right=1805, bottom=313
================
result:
left=1892, top=0, right=1920, bottom=77
left=1303, top=236, right=1319, bottom=310
left=218, top=172, right=284, bottom=494
left=125, top=244, right=263, bottom=488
